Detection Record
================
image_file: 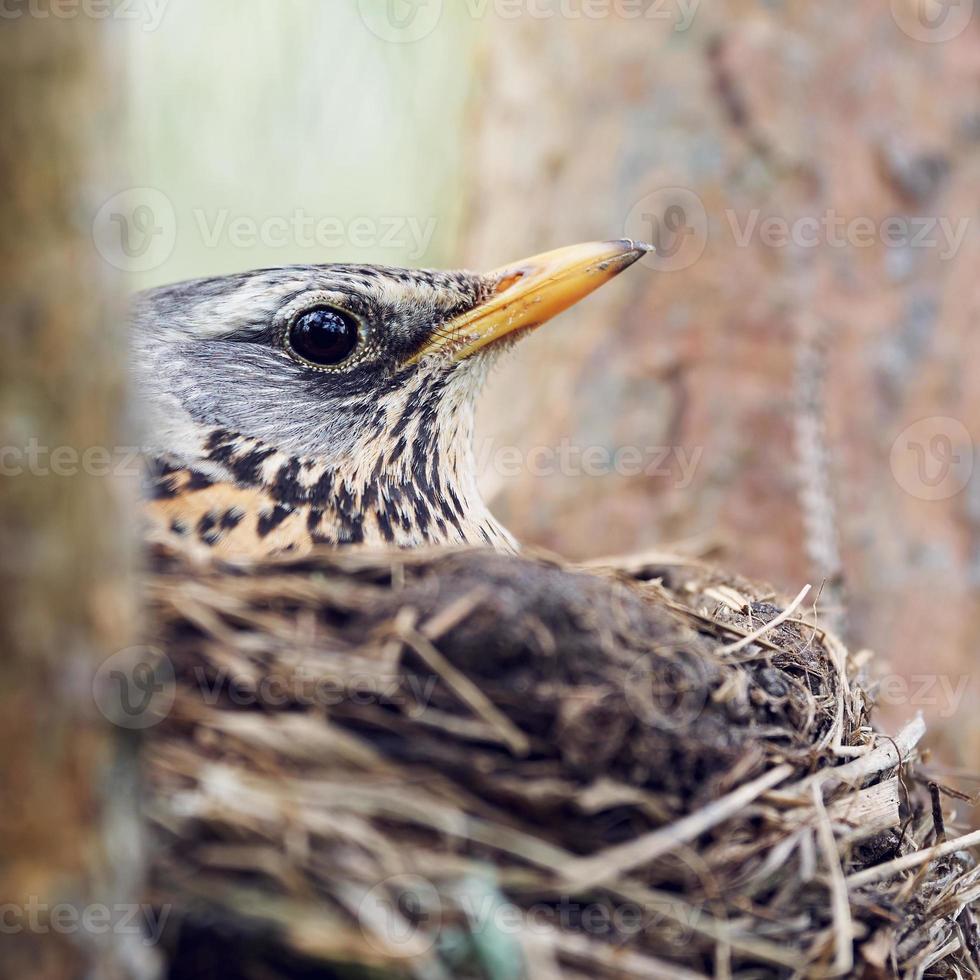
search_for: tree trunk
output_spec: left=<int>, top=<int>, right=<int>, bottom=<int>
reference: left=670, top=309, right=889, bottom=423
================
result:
left=0, top=8, right=147, bottom=977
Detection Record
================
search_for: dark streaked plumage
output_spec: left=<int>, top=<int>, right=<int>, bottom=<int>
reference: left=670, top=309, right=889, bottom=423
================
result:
left=135, top=241, right=649, bottom=558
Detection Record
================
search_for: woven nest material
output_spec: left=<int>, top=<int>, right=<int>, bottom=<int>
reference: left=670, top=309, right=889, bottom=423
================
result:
left=140, top=545, right=980, bottom=979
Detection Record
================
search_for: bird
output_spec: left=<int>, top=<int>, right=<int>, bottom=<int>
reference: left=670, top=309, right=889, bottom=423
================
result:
left=135, top=240, right=650, bottom=559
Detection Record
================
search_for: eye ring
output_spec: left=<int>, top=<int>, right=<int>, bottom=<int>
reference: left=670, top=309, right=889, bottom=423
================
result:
left=277, top=295, right=376, bottom=372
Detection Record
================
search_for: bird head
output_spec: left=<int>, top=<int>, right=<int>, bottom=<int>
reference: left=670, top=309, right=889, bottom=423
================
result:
left=134, top=240, right=649, bottom=551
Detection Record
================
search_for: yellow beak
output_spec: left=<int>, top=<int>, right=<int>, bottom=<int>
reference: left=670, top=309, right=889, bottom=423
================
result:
left=408, top=239, right=650, bottom=364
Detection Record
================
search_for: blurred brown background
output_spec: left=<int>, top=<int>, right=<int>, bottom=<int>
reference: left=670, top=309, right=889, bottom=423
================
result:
left=464, top=3, right=980, bottom=785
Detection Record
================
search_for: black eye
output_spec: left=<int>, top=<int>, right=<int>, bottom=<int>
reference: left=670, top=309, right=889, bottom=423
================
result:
left=287, top=307, right=360, bottom=367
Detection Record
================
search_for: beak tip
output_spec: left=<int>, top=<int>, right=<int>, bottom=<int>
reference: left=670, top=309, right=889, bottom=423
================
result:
left=598, top=239, right=654, bottom=273
left=608, top=238, right=655, bottom=257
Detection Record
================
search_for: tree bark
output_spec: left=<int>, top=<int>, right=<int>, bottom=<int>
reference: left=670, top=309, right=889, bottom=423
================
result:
left=0, top=8, right=147, bottom=977
left=462, top=5, right=980, bottom=776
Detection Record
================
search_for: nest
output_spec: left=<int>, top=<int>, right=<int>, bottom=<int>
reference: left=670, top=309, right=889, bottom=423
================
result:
left=140, top=545, right=980, bottom=979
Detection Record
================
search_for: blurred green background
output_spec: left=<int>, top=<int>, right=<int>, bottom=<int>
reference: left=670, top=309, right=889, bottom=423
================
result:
left=128, top=0, right=476, bottom=284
